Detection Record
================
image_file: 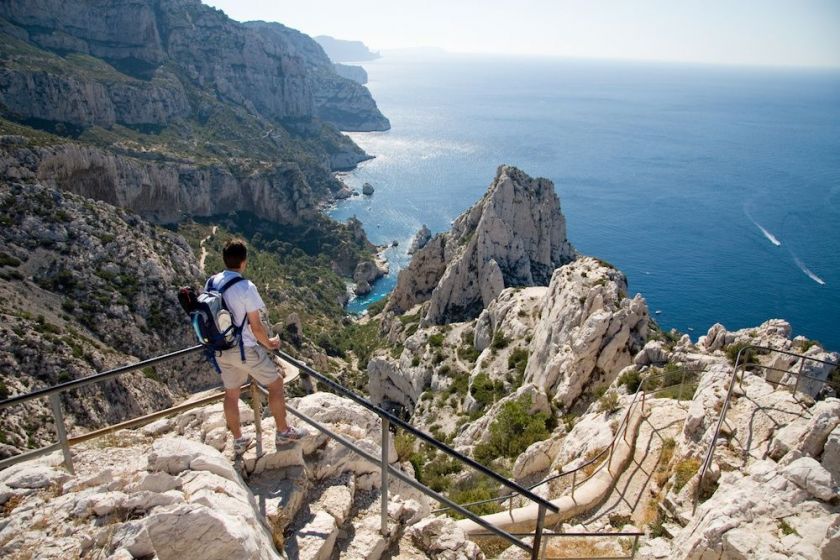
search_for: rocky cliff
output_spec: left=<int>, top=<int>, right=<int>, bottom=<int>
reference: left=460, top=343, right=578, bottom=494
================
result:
left=0, top=1, right=388, bottom=132
left=0, top=0, right=389, bottom=227
left=0, top=176, right=213, bottom=459
left=387, top=165, right=576, bottom=324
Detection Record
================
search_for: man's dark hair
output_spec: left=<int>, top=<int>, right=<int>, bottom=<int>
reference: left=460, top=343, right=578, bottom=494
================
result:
left=223, top=238, right=247, bottom=269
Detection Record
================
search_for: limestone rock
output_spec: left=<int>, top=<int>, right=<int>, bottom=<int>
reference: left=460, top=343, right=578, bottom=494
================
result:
left=769, top=399, right=840, bottom=461
left=292, top=510, right=339, bottom=560
left=362, top=182, right=375, bottom=195
left=368, top=356, right=432, bottom=413
left=0, top=464, right=71, bottom=489
left=145, top=502, right=281, bottom=560
left=408, top=224, right=432, bottom=255
left=524, top=257, right=649, bottom=408
left=782, top=458, right=838, bottom=502
left=147, top=438, right=216, bottom=475
left=408, top=517, right=484, bottom=560
left=822, top=426, right=840, bottom=484
left=388, top=165, right=575, bottom=323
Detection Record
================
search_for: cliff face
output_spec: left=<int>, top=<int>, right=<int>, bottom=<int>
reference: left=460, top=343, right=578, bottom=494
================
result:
left=387, top=165, right=576, bottom=324
left=0, top=139, right=318, bottom=225
left=0, top=0, right=388, bottom=131
left=0, top=0, right=389, bottom=225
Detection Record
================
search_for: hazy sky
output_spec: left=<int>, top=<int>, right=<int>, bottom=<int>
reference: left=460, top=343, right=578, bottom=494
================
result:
left=204, top=0, right=840, bottom=68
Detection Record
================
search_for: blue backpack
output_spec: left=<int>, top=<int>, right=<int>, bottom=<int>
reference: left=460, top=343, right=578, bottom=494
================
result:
left=178, top=276, right=248, bottom=373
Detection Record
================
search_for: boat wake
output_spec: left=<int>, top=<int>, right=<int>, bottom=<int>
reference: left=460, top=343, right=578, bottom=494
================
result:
left=744, top=204, right=781, bottom=246
left=792, top=255, right=826, bottom=286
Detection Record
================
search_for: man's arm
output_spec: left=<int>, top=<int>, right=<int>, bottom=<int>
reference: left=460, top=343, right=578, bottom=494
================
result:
left=247, top=310, right=280, bottom=350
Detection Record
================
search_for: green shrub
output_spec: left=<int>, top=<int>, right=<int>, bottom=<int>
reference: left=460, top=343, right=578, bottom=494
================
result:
left=474, top=395, right=551, bottom=464
left=617, top=369, right=641, bottom=393
left=0, top=252, right=21, bottom=267
left=673, top=458, right=701, bottom=492
left=725, top=342, right=757, bottom=367
left=394, top=431, right=416, bottom=462
left=457, top=342, right=480, bottom=363
left=662, top=363, right=684, bottom=387
left=491, top=331, right=510, bottom=350
left=778, top=519, right=798, bottom=536
left=598, top=391, right=620, bottom=414
left=428, top=333, right=445, bottom=348
left=448, top=475, right=503, bottom=518
left=469, top=373, right=505, bottom=408
left=507, top=347, right=529, bottom=378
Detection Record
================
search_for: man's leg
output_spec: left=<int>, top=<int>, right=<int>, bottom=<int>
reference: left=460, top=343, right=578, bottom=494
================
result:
left=224, top=387, right=243, bottom=439
left=267, top=376, right=289, bottom=433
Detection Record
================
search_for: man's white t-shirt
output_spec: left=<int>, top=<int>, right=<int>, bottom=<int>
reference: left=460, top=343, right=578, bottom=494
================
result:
left=207, top=270, right=265, bottom=348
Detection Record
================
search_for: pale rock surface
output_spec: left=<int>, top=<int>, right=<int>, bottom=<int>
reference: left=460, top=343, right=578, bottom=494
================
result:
left=782, top=457, right=838, bottom=502
left=769, top=399, right=840, bottom=461
left=525, top=257, right=649, bottom=408
left=408, top=224, right=433, bottom=255
left=0, top=463, right=71, bottom=489
left=293, top=510, right=339, bottom=560
left=823, top=425, right=840, bottom=484
left=408, top=517, right=485, bottom=560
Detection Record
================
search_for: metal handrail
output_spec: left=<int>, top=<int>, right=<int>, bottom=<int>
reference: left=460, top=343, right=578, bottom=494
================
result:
left=250, top=384, right=533, bottom=555
left=696, top=345, right=839, bottom=509
left=0, top=344, right=205, bottom=473
left=273, top=348, right=560, bottom=515
left=0, top=344, right=556, bottom=558
left=436, top=365, right=700, bottom=513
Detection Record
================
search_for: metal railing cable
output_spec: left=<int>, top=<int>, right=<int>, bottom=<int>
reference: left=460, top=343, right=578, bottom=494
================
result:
left=272, top=348, right=560, bottom=515
left=0, top=344, right=204, bottom=473
left=249, top=383, right=532, bottom=554
left=0, top=344, right=559, bottom=558
left=696, top=345, right=839, bottom=510
left=433, top=365, right=701, bottom=514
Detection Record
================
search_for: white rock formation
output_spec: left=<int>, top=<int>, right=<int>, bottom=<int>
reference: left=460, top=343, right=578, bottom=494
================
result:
left=387, top=165, right=575, bottom=324
left=525, top=257, right=649, bottom=408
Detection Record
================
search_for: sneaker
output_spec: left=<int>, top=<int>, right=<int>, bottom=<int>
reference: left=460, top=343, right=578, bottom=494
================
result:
left=275, top=426, right=308, bottom=446
left=233, top=435, right=253, bottom=456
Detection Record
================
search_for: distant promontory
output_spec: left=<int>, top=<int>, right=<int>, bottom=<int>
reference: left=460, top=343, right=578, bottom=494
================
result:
left=315, top=35, right=381, bottom=62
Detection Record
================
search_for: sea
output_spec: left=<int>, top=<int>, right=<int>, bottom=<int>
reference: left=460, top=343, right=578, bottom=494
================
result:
left=328, top=52, right=840, bottom=351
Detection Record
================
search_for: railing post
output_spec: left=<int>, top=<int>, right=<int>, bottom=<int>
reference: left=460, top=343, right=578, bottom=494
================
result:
left=631, top=534, right=639, bottom=559
left=792, top=357, right=806, bottom=396
left=531, top=503, right=546, bottom=560
left=49, top=393, right=74, bottom=475
left=571, top=470, right=577, bottom=500
left=251, top=381, right=262, bottom=456
left=380, top=417, right=390, bottom=536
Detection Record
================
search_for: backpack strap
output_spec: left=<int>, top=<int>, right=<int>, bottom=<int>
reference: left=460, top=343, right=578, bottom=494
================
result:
left=219, top=276, right=246, bottom=293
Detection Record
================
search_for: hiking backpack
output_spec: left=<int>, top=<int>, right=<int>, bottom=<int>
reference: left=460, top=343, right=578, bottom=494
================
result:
left=178, top=276, right=248, bottom=373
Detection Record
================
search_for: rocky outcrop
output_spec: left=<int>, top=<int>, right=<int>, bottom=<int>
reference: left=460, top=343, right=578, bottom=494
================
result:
left=388, top=165, right=575, bottom=324
left=353, top=257, right=388, bottom=296
left=525, top=257, right=649, bottom=409
left=244, top=22, right=389, bottom=132
left=0, top=179, right=214, bottom=458
left=0, top=1, right=387, bottom=131
left=334, top=63, right=368, bottom=84
left=1, top=141, right=318, bottom=225
left=408, top=224, right=432, bottom=255
left=314, top=36, right=381, bottom=62
left=0, top=392, right=433, bottom=559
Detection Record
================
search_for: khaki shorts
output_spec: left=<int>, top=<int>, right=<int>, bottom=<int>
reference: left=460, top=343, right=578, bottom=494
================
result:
left=217, top=345, right=280, bottom=389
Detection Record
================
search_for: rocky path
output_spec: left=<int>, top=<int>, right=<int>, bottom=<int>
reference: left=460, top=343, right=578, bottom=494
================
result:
left=198, top=226, right=218, bottom=273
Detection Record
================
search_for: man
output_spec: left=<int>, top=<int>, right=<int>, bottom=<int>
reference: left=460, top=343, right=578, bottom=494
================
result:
left=211, top=238, right=306, bottom=455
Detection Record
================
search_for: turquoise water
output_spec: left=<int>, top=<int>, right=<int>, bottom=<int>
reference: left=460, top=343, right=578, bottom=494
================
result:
left=329, top=53, right=840, bottom=350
